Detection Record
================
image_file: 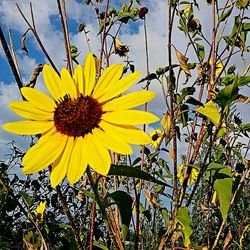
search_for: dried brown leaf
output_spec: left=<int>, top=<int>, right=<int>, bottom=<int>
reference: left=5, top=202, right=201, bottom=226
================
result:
left=223, top=229, right=232, bottom=249
left=175, top=49, right=191, bottom=77
left=26, top=64, right=44, bottom=88
left=160, top=113, right=171, bottom=137
left=21, top=29, right=31, bottom=55
left=144, top=189, right=160, bottom=208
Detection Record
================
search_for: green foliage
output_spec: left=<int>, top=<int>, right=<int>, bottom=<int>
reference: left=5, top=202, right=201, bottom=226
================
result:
left=176, top=207, right=192, bottom=247
left=213, top=167, right=233, bottom=222
left=108, top=191, right=133, bottom=241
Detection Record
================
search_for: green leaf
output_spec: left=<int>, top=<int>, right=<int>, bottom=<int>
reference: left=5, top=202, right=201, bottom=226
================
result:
left=240, top=123, right=250, bottom=131
left=79, top=189, right=95, bottom=201
left=138, top=73, right=158, bottom=83
left=20, top=191, right=34, bottom=207
left=186, top=96, right=203, bottom=106
left=176, top=207, right=192, bottom=247
left=221, top=74, right=236, bottom=86
left=181, top=86, right=195, bottom=97
left=161, top=208, right=169, bottom=225
left=207, top=162, right=226, bottom=171
left=216, top=76, right=239, bottom=108
left=213, top=167, right=233, bottom=222
left=108, top=165, right=171, bottom=187
left=108, top=191, right=133, bottom=241
left=196, top=44, right=205, bottom=61
left=239, top=76, right=250, bottom=86
left=242, top=23, right=250, bottom=31
left=219, top=6, right=233, bottom=23
left=93, top=241, right=109, bottom=250
left=196, top=100, right=221, bottom=128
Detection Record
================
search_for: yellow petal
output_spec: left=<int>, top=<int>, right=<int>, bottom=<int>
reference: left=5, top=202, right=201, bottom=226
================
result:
left=84, top=52, right=96, bottom=95
left=50, top=137, right=75, bottom=188
left=22, top=132, right=67, bottom=174
left=21, top=87, right=56, bottom=112
left=3, top=121, right=54, bottom=135
left=9, top=101, right=53, bottom=120
left=73, top=65, right=85, bottom=94
left=98, top=72, right=141, bottom=103
left=102, top=110, right=159, bottom=125
left=60, top=68, right=77, bottom=98
left=103, top=91, right=156, bottom=111
left=99, top=120, right=151, bottom=145
left=92, top=128, right=133, bottom=154
left=43, top=65, right=63, bottom=100
left=92, top=64, right=123, bottom=99
left=85, top=133, right=111, bottom=175
left=67, top=137, right=87, bottom=184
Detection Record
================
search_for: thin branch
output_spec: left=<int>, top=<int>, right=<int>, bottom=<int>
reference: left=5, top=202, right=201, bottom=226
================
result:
left=56, top=0, right=74, bottom=75
left=55, top=185, right=83, bottom=250
left=98, top=0, right=110, bottom=78
left=168, top=2, right=178, bottom=210
left=16, top=3, right=59, bottom=75
left=0, top=26, right=23, bottom=91
left=7, top=27, right=22, bottom=85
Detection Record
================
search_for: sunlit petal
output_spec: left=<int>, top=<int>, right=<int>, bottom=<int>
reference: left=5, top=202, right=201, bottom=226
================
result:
left=22, top=133, right=67, bottom=174
left=92, top=64, right=123, bottom=99
left=84, top=52, right=96, bottom=95
left=9, top=101, right=53, bottom=120
left=92, top=128, right=133, bottom=154
left=85, top=133, right=111, bottom=175
left=99, top=120, right=151, bottom=144
left=102, top=110, right=159, bottom=125
left=98, top=72, right=141, bottom=103
left=43, top=65, right=63, bottom=100
left=61, top=68, right=77, bottom=98
left=50, top=137, right=75, bottom=188
left=103, top=91, right=156, bottom=111
left=73, top=64, right=85, bottom=94
left=67, top=137, right=87, bottom=184
left=21, top=87, right=56, bottom=112
left=3, top=121, right=54, bottom=135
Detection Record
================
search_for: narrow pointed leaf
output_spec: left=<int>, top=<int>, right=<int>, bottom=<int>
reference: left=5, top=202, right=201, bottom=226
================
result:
left=108, top=165, right=170, bottom=187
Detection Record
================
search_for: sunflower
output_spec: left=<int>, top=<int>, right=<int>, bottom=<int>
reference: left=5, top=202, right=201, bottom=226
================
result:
left=3, top=52, right=159, bottom=187
left=149, top=129, right=163, bottom=148
left=34, top=201, right=46, bottom=223
left=177, top=164, right=199, bottom=185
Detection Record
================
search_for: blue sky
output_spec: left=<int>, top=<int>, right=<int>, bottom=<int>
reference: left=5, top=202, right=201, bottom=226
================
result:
left=0, top=0, right=249, bottom=161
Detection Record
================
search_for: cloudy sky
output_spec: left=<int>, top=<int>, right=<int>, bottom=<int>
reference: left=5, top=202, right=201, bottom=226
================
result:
left=0, top=0, right=249, bottom=161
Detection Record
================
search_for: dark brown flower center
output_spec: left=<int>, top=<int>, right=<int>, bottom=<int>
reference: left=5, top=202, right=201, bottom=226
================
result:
left=54, top=94, right=103, bottom=137
left=152, top=133, right=159, bottom=141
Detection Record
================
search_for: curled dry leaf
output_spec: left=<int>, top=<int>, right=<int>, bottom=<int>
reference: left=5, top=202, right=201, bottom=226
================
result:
left=26, top=64, right=44, bottom=88
left=223, top=229, right=232, bottom=250
left=21, top=29, right=31, bottom=55
left=175, top=48, right=191, bottom=77
left=160, top=113, right=171, bottom=137
left=144, top=189, right=160, bottom=208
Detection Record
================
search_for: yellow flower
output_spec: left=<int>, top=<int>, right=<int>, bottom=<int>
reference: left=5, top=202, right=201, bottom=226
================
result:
left=149, top=129, right=162, bottom=148
left=114, top=37, right=129, bottom=57
left=209, top=58, right=223, bottom=74
left=3, top=52, right=159, bottom=187
left=34, top=201, right=46, bottom=222
left=177, top=164, right=199, bottom=185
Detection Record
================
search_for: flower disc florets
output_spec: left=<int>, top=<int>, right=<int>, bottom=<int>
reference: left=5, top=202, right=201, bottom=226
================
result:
left=54, top=94, right=103, bottom=137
